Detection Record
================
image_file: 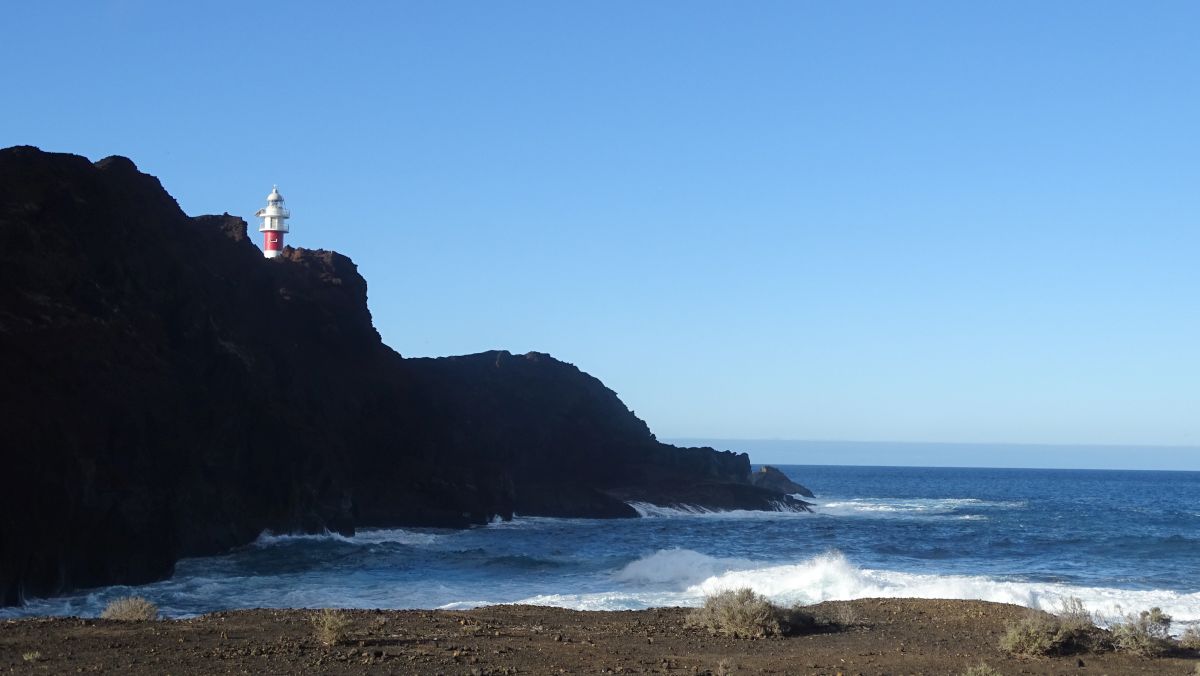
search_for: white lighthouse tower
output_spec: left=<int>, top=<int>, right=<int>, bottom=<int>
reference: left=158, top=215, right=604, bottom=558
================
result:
left=255, top=186, right=290, bottom=258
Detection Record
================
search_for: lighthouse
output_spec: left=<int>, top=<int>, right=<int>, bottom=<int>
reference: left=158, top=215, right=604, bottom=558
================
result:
left=255, top=186, right=290, bottom=258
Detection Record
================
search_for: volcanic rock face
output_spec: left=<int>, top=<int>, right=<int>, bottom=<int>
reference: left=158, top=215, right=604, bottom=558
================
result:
left=0, top=147, right=809, bottom=606
left=752, top=465, right=815, bottom=497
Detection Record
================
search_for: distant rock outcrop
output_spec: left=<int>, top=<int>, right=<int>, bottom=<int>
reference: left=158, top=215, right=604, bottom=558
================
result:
left=751, top=465, right=815, bottom=497
left=0, top=146, right=810, bottom=606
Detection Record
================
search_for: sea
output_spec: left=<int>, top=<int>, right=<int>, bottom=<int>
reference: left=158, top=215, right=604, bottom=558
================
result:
left=6, top=465, right=1200, bottom=634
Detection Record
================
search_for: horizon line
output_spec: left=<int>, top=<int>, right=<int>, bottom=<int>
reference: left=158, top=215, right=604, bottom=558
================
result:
left=665, top=437, right=1200, bottom=451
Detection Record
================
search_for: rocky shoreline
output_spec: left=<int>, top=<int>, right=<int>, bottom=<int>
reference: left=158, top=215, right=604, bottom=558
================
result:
left=3, top=600, right=1197, bottom=674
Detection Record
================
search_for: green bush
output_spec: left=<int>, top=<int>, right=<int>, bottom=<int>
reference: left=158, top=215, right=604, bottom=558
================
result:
left=100, top=596, right=159, bottom=621
left=1110, top=607, right=1172, bottom=657
left=687, top=588, right=812, bottom=638
left=961, top=663, right=1003, bottom=676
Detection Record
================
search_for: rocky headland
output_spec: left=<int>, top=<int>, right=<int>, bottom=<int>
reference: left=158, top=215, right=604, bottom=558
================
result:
left=751, top=465, right=815, bottom=497
left=0, top=146, right=811, bottom=606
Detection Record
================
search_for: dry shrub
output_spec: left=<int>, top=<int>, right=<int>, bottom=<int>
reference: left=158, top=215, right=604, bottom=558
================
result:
left=687, top=588, right=812, bottom=638
left=311, top=609, right=351, bottom=646
left=1110, top=607, right=1173, bottom=657
left=100, top=596, right=159, bottom=621
left=961, top=662, right=1003, bottom=676
left=1000, top=614, right=1063, bottom=656
left=999, top=597, right=1101, bottom=657
left=827, top=600, right=857, bottom=627
left=1055, top=596, right=1095, bottom=633
left=1000, top=612, right=1094, bottom=656
left=1178, top=624, right=1200, bottom=650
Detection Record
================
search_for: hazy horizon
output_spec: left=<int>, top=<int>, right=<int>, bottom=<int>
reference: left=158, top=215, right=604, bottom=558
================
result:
left=669, top=438, right=1200, bottom=472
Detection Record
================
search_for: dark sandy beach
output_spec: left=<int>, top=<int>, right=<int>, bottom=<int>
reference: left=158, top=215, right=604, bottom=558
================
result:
left=3, top=599, right=1197, bottom=675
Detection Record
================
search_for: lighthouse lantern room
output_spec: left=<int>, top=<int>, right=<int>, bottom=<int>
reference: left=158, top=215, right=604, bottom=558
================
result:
left=255, top=186, right=290, bottom=258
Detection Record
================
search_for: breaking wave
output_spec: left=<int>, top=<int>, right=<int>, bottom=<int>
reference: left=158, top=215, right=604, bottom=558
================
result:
left=816, top=497, right=1025, bottom=519
left=515, top=549, right=1200, bottom=633
left=612, top=548, right=757, bottom=587
left=252, top=528, right=443, bottom=547
left=626, top=501, right=811, bottom=518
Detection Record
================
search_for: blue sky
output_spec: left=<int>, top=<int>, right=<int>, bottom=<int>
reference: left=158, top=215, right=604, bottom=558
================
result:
left=3, top=2, right=1198, bottom=466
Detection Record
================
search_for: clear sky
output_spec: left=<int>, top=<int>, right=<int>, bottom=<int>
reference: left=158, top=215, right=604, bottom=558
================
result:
left=3, top=1, right=1198, bottom=467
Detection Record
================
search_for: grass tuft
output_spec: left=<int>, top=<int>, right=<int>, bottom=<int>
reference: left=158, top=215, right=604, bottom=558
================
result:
left=100, top=596, right=159, bottom=621
left=961, top=662, right=1003, bottom=676
left=686, top=588, right=813, bottom=638
left=21, top=651, right=41, bottom=662
left=311, top=608, right=351, bottom=646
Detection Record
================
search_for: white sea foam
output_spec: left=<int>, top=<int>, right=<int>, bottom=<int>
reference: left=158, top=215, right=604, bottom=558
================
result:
left=438, top=600, right=493, bottom=610
left=4, top=546, right=1198, bottom=635
left=352, top=528, right=443, bottom=546
left=507, top=549, right=1200, bottom=635
left=626, top=497, right=1023, bottom=521
left=252, top=528, right=443, bottom=547
left=612, top=548, right=757, bottom=588
left=626, top=502, right=811, bottom=518
left=252, top=530, right=356, bottom=546
left=816, top=497, right=1024, bottom=519
left=488, top=515, right=591, bottom=528
left=626, top=502, right=718, bottom=517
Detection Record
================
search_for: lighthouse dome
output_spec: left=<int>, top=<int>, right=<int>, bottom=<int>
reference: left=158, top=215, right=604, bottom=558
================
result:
left=266, top=187, right=283, bottom=202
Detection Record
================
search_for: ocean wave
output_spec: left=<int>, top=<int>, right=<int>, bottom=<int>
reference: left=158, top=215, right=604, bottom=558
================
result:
left=252, top=528, right=444, bottom=547
left=817, top=497, right=1024, bottom=519
left=487, top=515, right=597, bottom=528
left=613, top=548, right=756, bottom=588
left=696, top=550, right=1200, bottom=630
left=6, top=545, right=1198, bottom=635
left=482, top=554, right=563, bottom=570
left=511, top=549, right=1200, bottom=635
left=251, top=530, right=356, bottom=547
left=352, top=528, right=444, bottom=546
left=437, top=600, right=493, bottom=610
left=512, top=591, right=671, bottom=611
left=625, top=502, right=811, bottom=518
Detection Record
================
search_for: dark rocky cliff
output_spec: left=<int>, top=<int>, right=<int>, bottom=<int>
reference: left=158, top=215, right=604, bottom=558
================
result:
left=752, top=465, right=815, bottom=497
left=0, top=146, right=810, bottom=606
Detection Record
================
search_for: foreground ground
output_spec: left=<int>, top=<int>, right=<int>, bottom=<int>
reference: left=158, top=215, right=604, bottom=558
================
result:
left=2, top=599, right=1198, bottom=675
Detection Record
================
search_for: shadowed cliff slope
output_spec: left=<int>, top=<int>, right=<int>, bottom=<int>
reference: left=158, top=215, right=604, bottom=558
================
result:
left=0, top=146, right=809, bottom=606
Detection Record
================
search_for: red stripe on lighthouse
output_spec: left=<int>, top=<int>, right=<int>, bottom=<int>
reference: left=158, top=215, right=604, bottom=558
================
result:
left=264, top=232, right=283, bottom=251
